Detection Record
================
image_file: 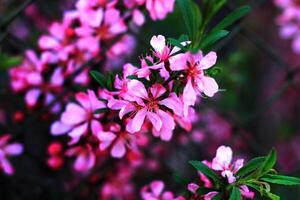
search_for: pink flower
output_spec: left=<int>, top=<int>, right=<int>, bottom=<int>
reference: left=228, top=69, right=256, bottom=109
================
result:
left=146, top=0, right=175, bottom=20
left=108, top=80, right=182, bottom=141
left=141, top=180, right=185, bottom=200
left=51, top=90, right=106, bottom=144
left=150, top=35, right=190, bottom=62
left=96, top=123, right=137, bottom=158
left=170, top=51, right=219, bottom=116
left=0, top=134, right=23, bottom=175
left=211, top=146, right=244, bottom=184
left=65, top=144, right=95, bottom=172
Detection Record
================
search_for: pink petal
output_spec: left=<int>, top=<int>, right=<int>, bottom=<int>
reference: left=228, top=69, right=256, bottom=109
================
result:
left=183, top=78, right=197, bottom=116
left=199, top=52, right=217, bottom=70
left=61, top=103, right=86, bottom=125
left=97, top=131, right=116, bottom=142
left=38, top=35, right=60, bottom=49
left=147, top=112, right=162, bottom=131
left=212, top=146, right=232, bottom=170
left=25, top=89, right=41, bottom=107
left=150, top=84, right=166, bottom=98
left=159, top=93, right=183, bottom=116
left=0, top=157, right=14, bottom=175
left=4, top=144, right=23, bottom=155
left=126, top=108, right=147, bottom=133
left=150, top=35, right=166, bottom=53
left=69, top=123, right=88, bottom=138
left=188, top=183, right=199, bottom=194
left=200, top=76, right=219, bottom=97
left=111, top=139, right=126, bottom=158
left=127, top=80, right=148, bottom=99
left=169, top=53, right=188, bottom=71
left=204, top=192, right=219, bottom=200
left=150, top=180, right=164, bottom=197
left=133, top=9, right=145, bottom=26
left=51, top=121, right=72, bottom=135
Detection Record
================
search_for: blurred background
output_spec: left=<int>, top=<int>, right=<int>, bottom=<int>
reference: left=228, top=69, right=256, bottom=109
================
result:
left=0, top=0, right=299, bottom=199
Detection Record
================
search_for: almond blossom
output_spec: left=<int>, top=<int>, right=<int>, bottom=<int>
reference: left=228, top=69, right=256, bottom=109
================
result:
left=170, top=51, right=219, bottom=116
left=51, top=90, right=106, bottom=144
left=141, top=180, right=185, bottom=200
left=0, top=134, right=23, bottom=175
left=108, top=80, right=182, bottom=141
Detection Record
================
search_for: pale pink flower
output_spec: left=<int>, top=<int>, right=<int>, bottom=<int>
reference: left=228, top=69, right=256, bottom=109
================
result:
left=211, top=146, right=244, bottom=184
left=51, top=90, right=106, bottom=144
left=146, top=0, right=175, bottom=20
left=0, top=134, right=23, bottom=175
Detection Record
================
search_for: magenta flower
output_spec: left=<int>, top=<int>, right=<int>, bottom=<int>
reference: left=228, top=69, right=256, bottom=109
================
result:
left=108, top=80, right=182, bottom=141
left=96, top=123, right=136, bottom=158
left=146, top=0, right=175, bottom=21
left=170, top=51, right=219, bottom=116
left=0, top=134, right=23, bottom=175
left=65, top=144, right=96, bottom=172
left=141, top=180, right=185, bottom=200
left=51, top=90, right=106, bottom=144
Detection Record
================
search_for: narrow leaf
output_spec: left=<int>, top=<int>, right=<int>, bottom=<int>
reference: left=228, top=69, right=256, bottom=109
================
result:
left=235, top=156, right=266, bottom=177
left=94, top=108, right=109, bottom=114
left=211, top=6, right=251, bottom=33
left=266, top=192, right=280, bottom=200
left=229, top=186, right=241, bottom=200
left=260, top=149, right=277, bottom=176
left=201, top=30, right=229, bottom=49
left=261, top=174, right=300, bottom=186
left=189, top=160, right=221, bottom=185
left=90, top=71, right=107, bottom=88
left=212, top=192, right=223, bottom=200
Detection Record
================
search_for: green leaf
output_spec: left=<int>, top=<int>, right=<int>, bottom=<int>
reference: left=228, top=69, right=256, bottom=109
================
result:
left=259, top=149, right=277, bottom=176
left=261, top=174, right=300, bottom=186
left=168, top=38, right=186, bottom=50
left=246, top=182, right=262, bottom=194
left=235, top=156, right=266, bottom=177
left=90, top=71, right=107, bottom=88
left=177, top=0, right=202, bottom=42
left=211, top=6, right=251, bottom=33
left=200, top=30, right=229, bottom=49
left=0, top=53, right=22, bottom=70
left=266, top=192, right=280, bottom=200
left=94, top=108, right=109, bottom=114
left=229, top=186, right=241, bottom=200
left=106, top=71, right=114, bottom=90
left=126, top=75, right=138, bottom=80
left=189, top=160, right=221, bottom=186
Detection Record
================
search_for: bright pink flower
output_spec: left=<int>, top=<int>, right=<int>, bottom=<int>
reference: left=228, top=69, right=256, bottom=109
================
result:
left=51, top=90, right=106, bottom=144
left=96, top=123, right=137, bottom=158
left=65, top=144, right=96, bottom=172
left=146, top=0, right=175, bottom=20
left=0, top=134, right=23, bottom=175
left=141, top=180, right=185, bottom=200
left=170, top=51, right=219, bottom=116
left=108, top=80, right=182, bottom=141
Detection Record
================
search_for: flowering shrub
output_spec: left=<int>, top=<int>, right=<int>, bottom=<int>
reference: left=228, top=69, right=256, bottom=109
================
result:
left=1, top=0, right=300, bottom=199
left=142, top=146, right=300, bottom=200
left=274, top=0, right=300, bottom=53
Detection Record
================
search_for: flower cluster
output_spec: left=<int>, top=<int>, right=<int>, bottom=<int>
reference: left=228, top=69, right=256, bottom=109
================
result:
left=0, top=134, right=23, bottom=175
left=274, top=0, right=300, bottom=53
left=187, top=146, right=254, bottom=199
left=9, top=0, right=175, bottom=111
left=50, top=35, right=219, bottom=172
